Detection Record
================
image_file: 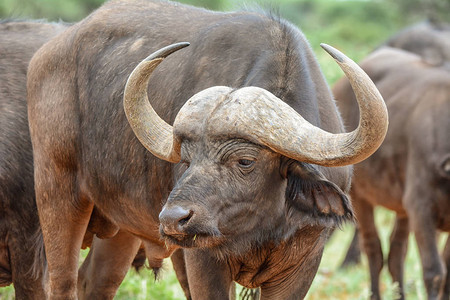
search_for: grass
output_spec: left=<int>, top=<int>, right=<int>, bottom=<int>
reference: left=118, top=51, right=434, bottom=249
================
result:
left=114, top=263, right=186, bottom=300
left=2, top=207, right=442, bottom=299
left=306, top=208, right=426, bottom=300
left=115, top=207, right=445, bottom=299
left=1, top=207, right=440, bottom=299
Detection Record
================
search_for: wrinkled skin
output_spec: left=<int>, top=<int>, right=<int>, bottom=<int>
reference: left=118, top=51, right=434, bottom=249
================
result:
left=162, top=138, right=352, bottom=299
left=0, top=20, right=66, bottom=299
left=334, top=47, right=450, bottom=300
left=27, top=0, right=357, bottom=299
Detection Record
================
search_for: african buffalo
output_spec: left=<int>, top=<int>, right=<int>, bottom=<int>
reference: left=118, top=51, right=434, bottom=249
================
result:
left=334, top=47, right=450, bottom=300
left=385, top=21, right=450, bottom=66
left=0, top=19, right=170, bottom=300
left=341, top=20, right=450, bottom=269
left=27, top=0, right=387, bottom=299
left=0, top=20, right=66, bottom=299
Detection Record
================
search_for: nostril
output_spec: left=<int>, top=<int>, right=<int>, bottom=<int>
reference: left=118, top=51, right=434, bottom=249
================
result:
left=178, top=210, right=193, bottom=226
left=159, top=205, right=193, bottom=230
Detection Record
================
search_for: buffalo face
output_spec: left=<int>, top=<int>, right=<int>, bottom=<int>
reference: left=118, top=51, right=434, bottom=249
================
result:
left=159, top=138, right=352, bottom=255
left=159, top=139, right=286, bottom=252
left=123, top=43, right=388, bottom=255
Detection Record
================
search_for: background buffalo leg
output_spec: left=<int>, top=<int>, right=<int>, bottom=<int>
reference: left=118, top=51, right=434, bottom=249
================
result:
left=354, top=199, right=383, bottom=300
left=8, top=227, right=46, bottom=299
left=340, top=228, right=361, bottom=268
left=442, top=237, right=450, bottom=300
left=387, top=215, right=409, bottom=300
left=78, top=231, right=141, bottom=299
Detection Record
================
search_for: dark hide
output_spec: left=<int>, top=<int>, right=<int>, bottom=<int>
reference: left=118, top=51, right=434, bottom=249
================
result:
left=334, top=47, right=450, bottom=300
left=27, top=0, right=353, bottom=299
left=384, top=21, right=450, bottom=67
left=0, top=20, right=171, bottom=300
left=0, top=20, right=66, bottom=299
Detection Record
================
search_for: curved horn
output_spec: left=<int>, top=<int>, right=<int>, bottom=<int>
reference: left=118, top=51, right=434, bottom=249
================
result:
left=316, top=43, right=388, bottom=166
left=216, top=44, right=388, bottom=167
left=123, top=42, right=189, bottom=163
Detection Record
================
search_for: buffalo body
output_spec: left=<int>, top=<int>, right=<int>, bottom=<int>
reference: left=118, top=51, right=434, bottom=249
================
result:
left=0, top=20, right=66, bottom=299
left=334, top=47, right=450, bottom=300
left=27, top=1, right=387, bottom=299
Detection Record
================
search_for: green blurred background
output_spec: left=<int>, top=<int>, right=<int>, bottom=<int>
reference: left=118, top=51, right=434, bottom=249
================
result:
left=0, top=0, right=449, bottom=299
left=1, top=0, right=449, bottom=85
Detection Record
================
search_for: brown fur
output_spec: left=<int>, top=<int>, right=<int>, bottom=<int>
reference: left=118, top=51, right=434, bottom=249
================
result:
left=0, top=19, right=179, bottom=300
left=0, top=20, right=67, bottom=299
left=334, top=47, right=450, bottom=300
left=27, top=1, right=354, bottom=299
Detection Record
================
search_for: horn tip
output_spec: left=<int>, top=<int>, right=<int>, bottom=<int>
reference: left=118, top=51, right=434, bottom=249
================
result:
left=320, top=43, right=345, bottom=63
left=144, top=42, right=190, bottom=62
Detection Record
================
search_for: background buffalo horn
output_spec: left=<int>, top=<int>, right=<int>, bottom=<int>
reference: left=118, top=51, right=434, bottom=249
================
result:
left=123, top=42, right=189, bottom=163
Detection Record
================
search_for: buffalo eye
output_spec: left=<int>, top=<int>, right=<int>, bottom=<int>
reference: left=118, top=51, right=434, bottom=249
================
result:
left=440, top=157, right=450, bottom=178
left=238, top=159, right=255, bottom=168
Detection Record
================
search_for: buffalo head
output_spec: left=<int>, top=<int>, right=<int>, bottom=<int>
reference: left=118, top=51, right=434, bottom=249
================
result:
left=124, top=43, right=388, bottom=255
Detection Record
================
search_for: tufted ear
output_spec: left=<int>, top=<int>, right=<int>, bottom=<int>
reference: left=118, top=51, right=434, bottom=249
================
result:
left=283, top=160, right=354, bottom=227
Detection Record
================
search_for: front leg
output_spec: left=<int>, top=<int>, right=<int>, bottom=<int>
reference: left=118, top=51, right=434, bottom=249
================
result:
left=411, top=219, right=444, bottom=299
left=387, top=216, right=409, bottom=300
left=441, top=235, right=450, bottom=300
left=35, top=168, right=93, bottom=299
left=405, top=194, right=445, bottom=299
left=184, top=249, right=233, bottom=299
left=8, top=223, right=47, bottom=299
left=353, top=198, right=383, bottom=300
left=78, top=231, right=141, bottom=299
left=340, top=228, right=361, bottom=268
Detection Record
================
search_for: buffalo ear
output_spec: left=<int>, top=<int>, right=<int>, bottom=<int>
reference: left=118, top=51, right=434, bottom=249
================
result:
left=284, top=160, right=354, bottom=227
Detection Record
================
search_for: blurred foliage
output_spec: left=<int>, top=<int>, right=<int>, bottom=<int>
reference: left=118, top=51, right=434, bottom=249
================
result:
left=0, top=0, right=104, bottom=22
left=393, top=0, right=450, bottom=23
left=2, top=0, right=447, bottom=83
left=1, top=0, right=447, bottom=28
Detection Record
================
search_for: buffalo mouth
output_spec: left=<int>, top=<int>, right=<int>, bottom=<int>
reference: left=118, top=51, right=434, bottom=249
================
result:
left=159, top=227, right=223, bottom=248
